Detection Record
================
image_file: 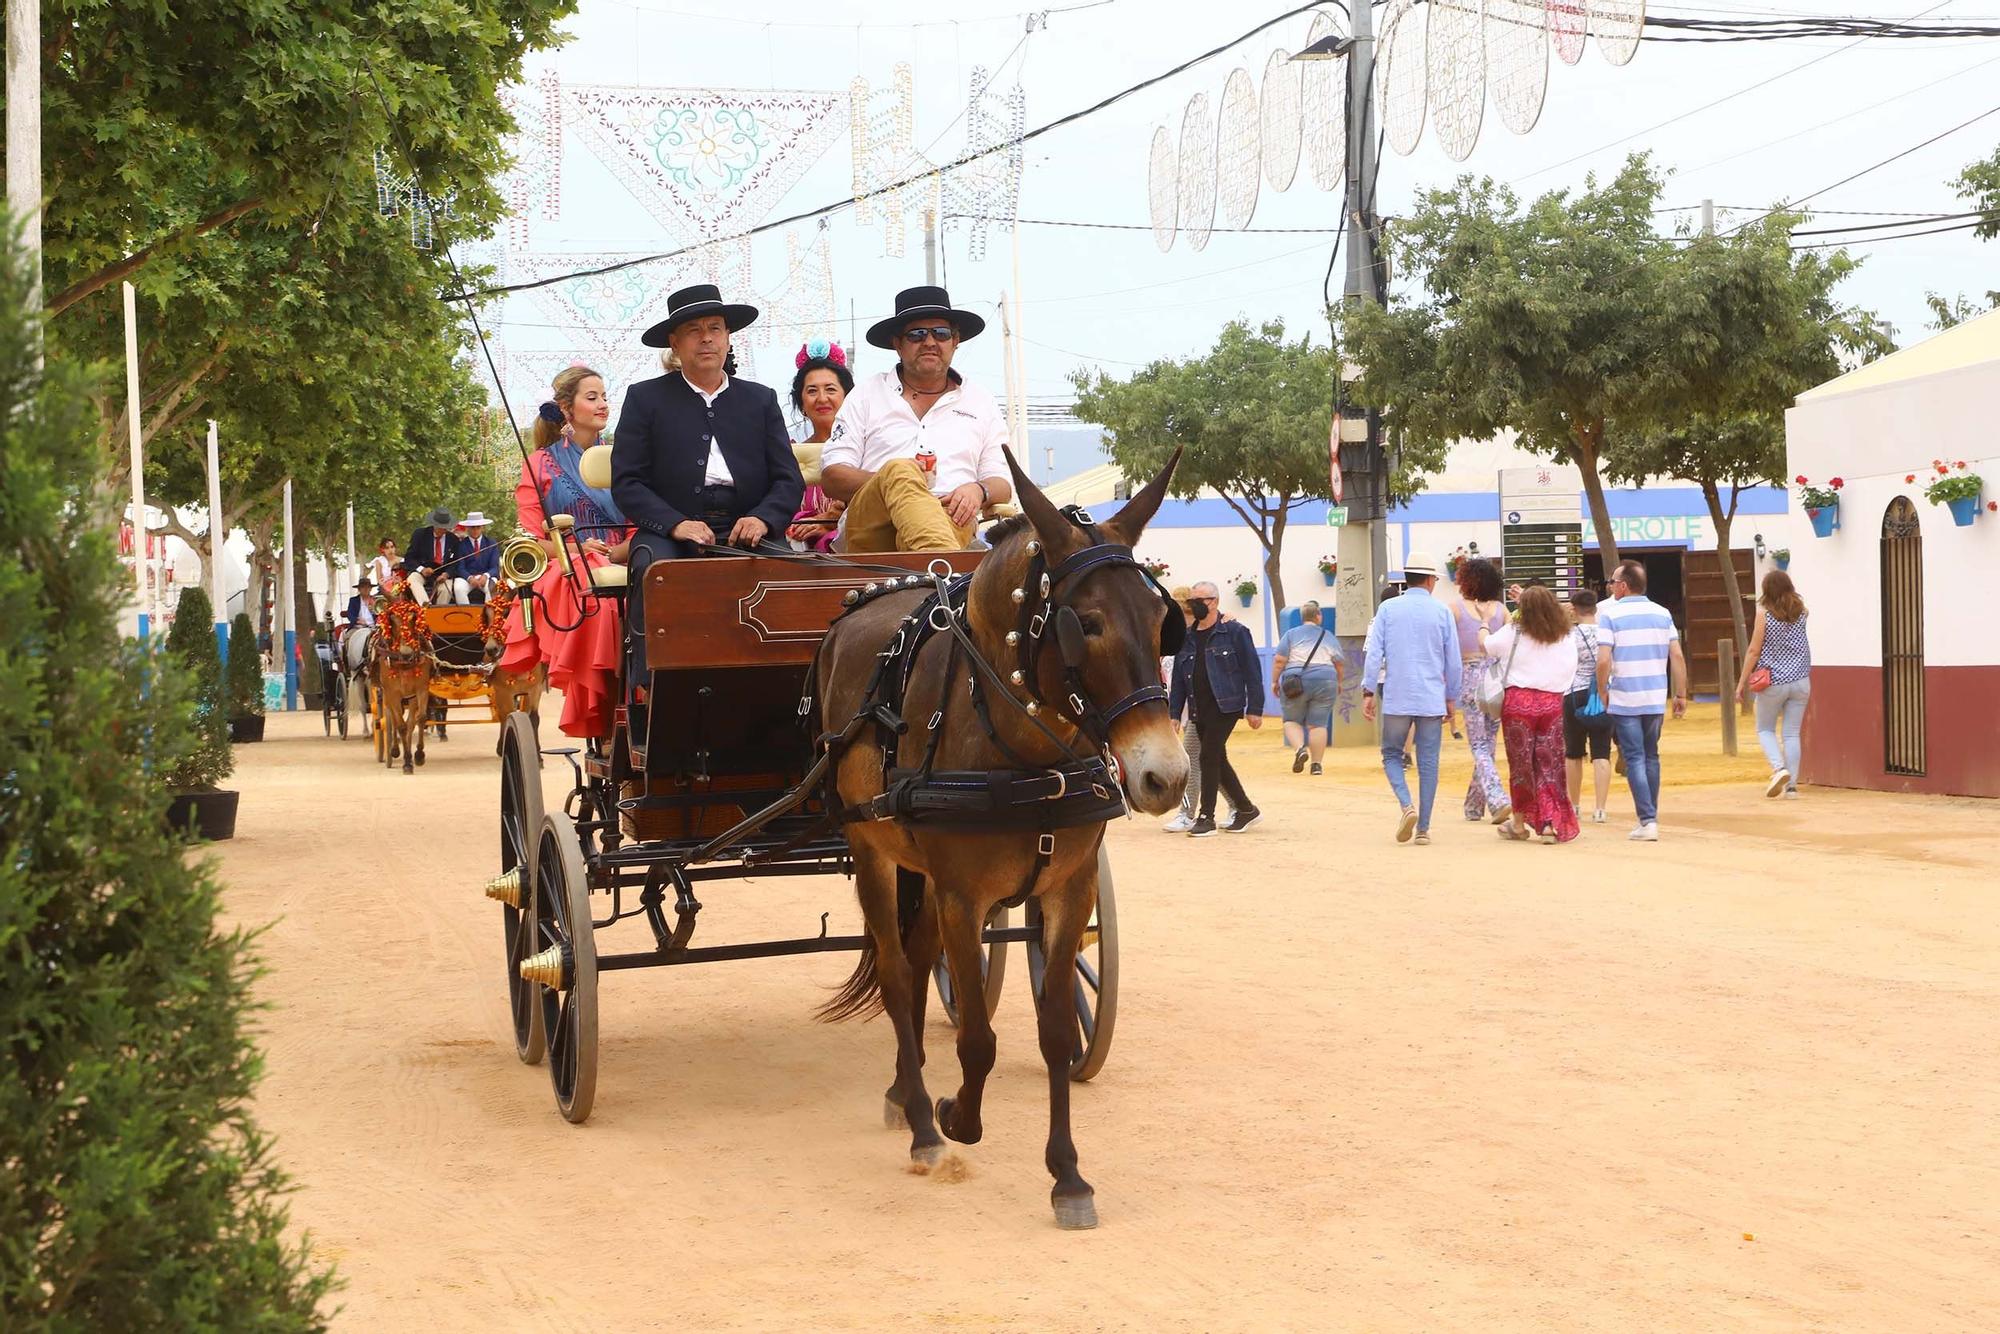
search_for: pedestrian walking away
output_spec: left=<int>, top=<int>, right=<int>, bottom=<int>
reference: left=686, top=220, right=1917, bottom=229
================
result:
left=1562, top=590, right=1613, bottom=824
left=1596, top=560, right=1689, bottom=841
left=1161, top=584, right=1233, bottom=832
left=1361, top=552, right=1462, bottom=845
left=1450, top=557, right=1513, bottom=824
left=1272, top=600, right=1341, bottom=776
left=1736, top=569, right=1812, bottom=800
left=1167, top=582, right=1264, bottom=836
left=1484, top=586, right=1584, bottom=844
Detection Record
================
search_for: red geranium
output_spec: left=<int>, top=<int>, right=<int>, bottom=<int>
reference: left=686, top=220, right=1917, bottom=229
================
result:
left=1795, top=474, right=1807, bottom=484
left=1830, top=477, right=1844, bottom=489
left=1938, top=464, right=1950, bottom=475
left=1906, top=474, right=1916, bottom=484
left=1991, top=501, right=1999, bottom=512
left=1957, top=460, right=1969, bottom=469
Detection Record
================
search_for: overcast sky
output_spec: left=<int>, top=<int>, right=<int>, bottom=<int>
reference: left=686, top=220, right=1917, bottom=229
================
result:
left=483, top=0, right=2000, bottom=419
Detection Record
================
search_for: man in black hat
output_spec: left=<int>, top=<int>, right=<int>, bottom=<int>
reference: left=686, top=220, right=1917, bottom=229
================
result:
left=610, top=284, right=805, bottom=675
left=403, top=507, right=470, bottom=605
left=819, top=285, right=1013, bottom=552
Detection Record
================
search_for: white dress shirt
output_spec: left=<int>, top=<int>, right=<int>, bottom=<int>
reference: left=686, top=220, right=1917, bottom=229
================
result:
left=689, top=374, right=734, bottom=486
left=1484, top=623, right=1588, bottom=695
left=822, top=369, right=1008, bottom=500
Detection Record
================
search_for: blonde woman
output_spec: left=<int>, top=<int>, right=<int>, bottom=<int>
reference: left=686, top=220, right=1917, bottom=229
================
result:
left=1736, top=569, right=1811, bottom=799
left=495, top=365, right=631, bottom=738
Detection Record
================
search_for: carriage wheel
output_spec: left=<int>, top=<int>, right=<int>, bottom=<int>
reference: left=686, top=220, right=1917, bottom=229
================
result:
left=499, top=713, right=546, bottom=1065
left=1026, top=843, right=1119, bottom=1082
left=933, top=904, right=1009, bottom=1027
left=334, top=672, right=349, bottom=739
left=530, top=810, right=598, bottom=1123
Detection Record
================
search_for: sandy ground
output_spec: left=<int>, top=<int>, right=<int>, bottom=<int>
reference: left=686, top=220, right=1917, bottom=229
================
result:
left=216, top=703, right=1999, bottom=1332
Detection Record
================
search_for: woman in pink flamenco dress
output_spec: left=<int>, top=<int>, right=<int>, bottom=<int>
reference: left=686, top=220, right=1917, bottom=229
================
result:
left=498, top=364, right=630, bottom=738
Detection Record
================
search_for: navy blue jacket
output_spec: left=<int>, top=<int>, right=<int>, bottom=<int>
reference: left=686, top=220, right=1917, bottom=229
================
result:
left=404, top=525, right=466, bottom=577
left=1169, top=616, right=1265, bottom=719
left=610, top=373, right=804, bottom=551
left=460, top=534, right=499, bottom=580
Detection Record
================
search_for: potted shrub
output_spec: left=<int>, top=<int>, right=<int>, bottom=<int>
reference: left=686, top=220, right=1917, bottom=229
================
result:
left=226, top=612, right=265, bottom=742
left=1917, top=459, right=1990, bottom=527
left=1317, top=554, right=1339, bottom=586
left=1141, top=557, right=1171, bottom=580
left=1796, top=475, right=1843, bottom=537
left=1232, top=575, right=1258, bottom=608
left=1771, top=547, right=1790, bottom=572
left=163, top=588, right=239, bottom=841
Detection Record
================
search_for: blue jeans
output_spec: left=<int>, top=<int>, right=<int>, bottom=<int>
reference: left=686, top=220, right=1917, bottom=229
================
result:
left=1381, top=714, right=1444, bottom=831
left=1610, top=713, right=1664, bottom=824
left=1754, top=675, right=1810, bottom=785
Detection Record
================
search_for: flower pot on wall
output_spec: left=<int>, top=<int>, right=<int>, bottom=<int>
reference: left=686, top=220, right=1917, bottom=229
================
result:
left=1807, top=505, right=1839, bottom=538
left=1774, top=554, right=1790, bottom=571
left=1946, top=496, right=1980, bottom=527
left=1238, top=593, right=1254, bottom=608
left=1321, top=569, right=1337, bottom=586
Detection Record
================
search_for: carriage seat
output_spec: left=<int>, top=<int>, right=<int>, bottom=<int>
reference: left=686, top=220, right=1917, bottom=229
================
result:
left=578, top=444, right=630, bottom=592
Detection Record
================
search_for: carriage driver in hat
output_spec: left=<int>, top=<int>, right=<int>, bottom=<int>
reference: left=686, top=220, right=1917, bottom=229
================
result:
left=818, top=285, right=1013, bottom=552
left=610, top=283, right=805, bottom=683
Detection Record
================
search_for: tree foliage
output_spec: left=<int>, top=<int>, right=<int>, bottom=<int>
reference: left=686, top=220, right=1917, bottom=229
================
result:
left=228, top=612, right=264, bottom=718
left=0, top=227, right=332, bottom=1329
left=1071, top=319, right=1335, bottom=611
left=163, top=586, right=233, bottom=790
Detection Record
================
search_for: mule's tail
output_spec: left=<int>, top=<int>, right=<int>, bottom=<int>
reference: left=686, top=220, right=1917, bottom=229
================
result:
left=816, top=938, right=883, bottom=1022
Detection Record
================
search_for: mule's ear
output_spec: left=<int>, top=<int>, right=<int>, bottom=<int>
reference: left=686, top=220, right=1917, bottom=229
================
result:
left=1002, top=445, right=1081, bottom=551
left=1104, top=448, right=1181, bottom=547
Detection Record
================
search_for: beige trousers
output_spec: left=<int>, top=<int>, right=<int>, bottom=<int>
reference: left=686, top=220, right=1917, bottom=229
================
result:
left=840, top=459, right=973, bottom=553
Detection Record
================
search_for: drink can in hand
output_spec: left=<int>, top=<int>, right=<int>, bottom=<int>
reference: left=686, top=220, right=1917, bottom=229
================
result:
left=914, top=445, right=936, bottom=476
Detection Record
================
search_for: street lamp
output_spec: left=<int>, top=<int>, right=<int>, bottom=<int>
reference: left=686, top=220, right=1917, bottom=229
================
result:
left=1291, top=34, right=1357, bottom=61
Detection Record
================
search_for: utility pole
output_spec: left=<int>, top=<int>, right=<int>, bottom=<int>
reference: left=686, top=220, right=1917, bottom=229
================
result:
left=1700, top=197, right=1714, bottom=235
left=6, top=0, right=41, bottom=312
left=1340, top=0, right=1389, bottom=604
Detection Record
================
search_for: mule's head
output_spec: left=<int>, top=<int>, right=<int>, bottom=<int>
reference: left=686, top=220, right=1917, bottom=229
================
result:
left=983, top=447, right=1188, bottom=816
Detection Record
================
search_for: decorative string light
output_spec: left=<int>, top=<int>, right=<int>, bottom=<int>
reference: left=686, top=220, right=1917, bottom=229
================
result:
left=944, top=65, right=1028, bottom=259
left=1301, top=10, right=1347, bottom=191
left=1429, top=0, right=1487, bottom=163
left=1259, top=47, right=1303, bottom=193
left=1378, top=0, right=1429, bottom=158
left=1216, top=68, right=1262, bottom=230
left=1489, top=0, right=1552, bottom=136
left=1148, top=125, right=1179, bottom=252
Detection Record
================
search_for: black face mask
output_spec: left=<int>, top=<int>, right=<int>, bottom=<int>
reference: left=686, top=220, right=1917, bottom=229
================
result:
left=1187, top=599, right=1213, bottom=622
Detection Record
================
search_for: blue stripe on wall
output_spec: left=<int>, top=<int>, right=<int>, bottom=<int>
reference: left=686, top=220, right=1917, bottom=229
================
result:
left=1142, top=486, right=1787, bottom=528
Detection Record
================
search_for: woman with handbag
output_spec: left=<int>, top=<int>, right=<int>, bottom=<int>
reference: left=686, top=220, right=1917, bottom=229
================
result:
left=1271, top=601, right=1342, bottom=775
left=1736, top=570, right=1811, bottom=799
left=1481, top=586, right=1584, bottom=844
left=1563, top=590, right=1613, bottom=824
left=1451, top=558, right=1513, bottom=824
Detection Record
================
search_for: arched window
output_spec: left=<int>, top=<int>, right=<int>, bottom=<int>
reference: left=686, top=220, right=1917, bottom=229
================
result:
left=1880, top=497, right=1925, bottom=775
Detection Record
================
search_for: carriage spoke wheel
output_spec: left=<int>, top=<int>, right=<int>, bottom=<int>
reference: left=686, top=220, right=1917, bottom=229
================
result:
left=334, top=671, right=349, bottom=739
left=499, top=713, right=545, bottom=1065
left=1026, top=845, right=1119, bottom=1082
left=530, top=811, right=598, bottom=1124
left=934, top=904, right=1009, bottom=1027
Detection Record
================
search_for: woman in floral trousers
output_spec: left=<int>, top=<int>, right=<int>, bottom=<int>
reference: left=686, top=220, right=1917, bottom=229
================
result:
left=1451, top=558, right=1512, bottom=823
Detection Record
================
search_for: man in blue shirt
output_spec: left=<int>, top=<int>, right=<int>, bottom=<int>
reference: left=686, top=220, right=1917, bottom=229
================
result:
left=1361, top=552, right=1463, bottom=845
left=457, top=512, right=500, bottom=605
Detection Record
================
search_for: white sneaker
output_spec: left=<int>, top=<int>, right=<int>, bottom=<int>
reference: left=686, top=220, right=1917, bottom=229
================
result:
left=1162, top=812, right=1193, bottom=833
left=1628, top=822, right=1660, bottom=842
left=1783, top=789, right=1801, bottom=800
left=1591, top=809, right=1607, bottom=824
left=1765, top=769, right=1792, bottom=798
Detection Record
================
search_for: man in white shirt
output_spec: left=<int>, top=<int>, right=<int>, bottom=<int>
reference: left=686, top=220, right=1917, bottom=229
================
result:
left=820, top=285, right=1014, bottom=551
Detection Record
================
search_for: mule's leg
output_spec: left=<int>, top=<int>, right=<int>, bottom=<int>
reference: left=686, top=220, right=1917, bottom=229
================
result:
left=414, top=692, right=428, bottom=766
left=857, top=854, right=944, bottom=1167
left=885, top=887, right=940, bottom=1130
left=1036, top=879, right=1097, bottom=1229
left=934, top=893, right=999, bottom=1147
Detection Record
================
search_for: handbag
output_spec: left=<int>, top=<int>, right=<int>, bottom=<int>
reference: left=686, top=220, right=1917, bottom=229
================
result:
left=1477, top=626, right=1521, bottom=720
left=1747, top=665, right=1773, bottom=694
left=1279, top=625, right=1329, bottom=700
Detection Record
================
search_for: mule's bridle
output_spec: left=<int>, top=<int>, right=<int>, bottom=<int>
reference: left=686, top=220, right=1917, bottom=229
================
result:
left=1006, top=506, right=1183, bottom=754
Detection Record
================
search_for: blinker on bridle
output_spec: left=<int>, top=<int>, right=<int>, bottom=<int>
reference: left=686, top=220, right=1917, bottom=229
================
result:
left=1007, top=506, right=1185, bottom=750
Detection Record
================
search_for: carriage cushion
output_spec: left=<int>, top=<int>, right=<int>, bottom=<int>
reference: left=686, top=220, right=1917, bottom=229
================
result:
left=589, top=564, right=630, bottom=589
left=794, top=442, right=823, bottom=488
left=579, top=444, right=614, bottom=490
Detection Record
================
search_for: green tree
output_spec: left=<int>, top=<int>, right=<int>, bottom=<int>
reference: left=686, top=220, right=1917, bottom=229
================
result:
left=228, top=612, right=265, bottom=719
left=0, top=224, right=333, bottom=1328
left=1604, top=219, right=1890, bottom=654
left=1071, top=319, right=1337, bottom=612
left=163, top=585, right=233, bottom=791
left=1339, top=156, right=1689, bottom=574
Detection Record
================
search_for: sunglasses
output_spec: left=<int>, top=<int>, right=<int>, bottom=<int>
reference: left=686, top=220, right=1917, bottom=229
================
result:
left=900, top=325, right=955, bottom=344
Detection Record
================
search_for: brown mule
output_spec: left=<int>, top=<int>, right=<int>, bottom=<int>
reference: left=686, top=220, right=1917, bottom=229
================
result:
left=814, top=448, right=1187, bottom=1229
left=481, top=587, right=546, bottom=753
left=371, top=594, right=434, bottom=775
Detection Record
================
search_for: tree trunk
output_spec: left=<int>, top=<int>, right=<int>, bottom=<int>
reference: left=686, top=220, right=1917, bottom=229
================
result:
left=1265, top=502, right=1290, bottom=615
left=1569, top=422, right=1621, bottom=578
left=1701, top=479, right=1750, bottom=658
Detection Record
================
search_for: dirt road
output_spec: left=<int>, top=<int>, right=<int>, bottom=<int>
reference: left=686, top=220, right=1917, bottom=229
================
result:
left=220, top=707, right=1998, bottom=1331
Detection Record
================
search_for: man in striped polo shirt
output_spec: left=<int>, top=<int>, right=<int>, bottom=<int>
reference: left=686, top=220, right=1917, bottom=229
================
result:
left=1595, top=560, right=1688, bottom=842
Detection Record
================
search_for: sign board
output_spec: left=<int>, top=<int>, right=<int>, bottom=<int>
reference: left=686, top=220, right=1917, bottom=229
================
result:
left=1326, top=505, right=1348, bottom=528
left=1498, top=465, right=1583, bottom=526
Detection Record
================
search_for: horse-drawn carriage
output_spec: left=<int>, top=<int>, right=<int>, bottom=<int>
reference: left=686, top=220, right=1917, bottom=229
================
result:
left=350, top=588, right=541, bottom=771
left=484, top=446, right=1184, bottom=1229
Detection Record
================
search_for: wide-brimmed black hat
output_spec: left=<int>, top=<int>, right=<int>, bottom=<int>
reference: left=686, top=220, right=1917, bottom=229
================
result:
left=865, top=285, right=987, bottom=350
left=641, top=283, right=760, bottom=348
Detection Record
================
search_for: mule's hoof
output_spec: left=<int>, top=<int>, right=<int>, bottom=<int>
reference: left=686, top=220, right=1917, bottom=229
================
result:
left=936, top=1097, right=982, bottom=1145
left=1052, top=1192, right=1099, bottom=1231
left=415, top=751, right=426, bottom=767
left=883, top=1096, right=907, bottom=1131
left=909, top=1140, right=945, bottom=1172
left=402, top=764, right=414, bottom=775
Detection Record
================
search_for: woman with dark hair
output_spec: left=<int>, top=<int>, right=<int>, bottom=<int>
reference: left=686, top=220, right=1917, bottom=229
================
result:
left=786, top=340, right=855, bottom=552
left=1737, top=569, right=1811, bottom=798
left=494, top=365, right=630, bottom=738
left=1484, top=586, right=1583, bottom=844
left=1451, top=557, right=1512, bottom=824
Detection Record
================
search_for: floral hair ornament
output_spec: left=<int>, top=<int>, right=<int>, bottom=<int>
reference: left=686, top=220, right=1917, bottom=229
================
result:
left=537, top=400, right=565, bottom=425
left=795, top=338, right=848, bottom=369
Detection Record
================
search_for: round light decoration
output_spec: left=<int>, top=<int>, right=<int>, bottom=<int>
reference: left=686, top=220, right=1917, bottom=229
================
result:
left=1591, top=0, right=1645, bottom=66
left=1428, top=0, right=1487, bottom=163
left=1178, top=91, right=1217, bottom=252
left=1216, top=68, right=1263, bottom=229
left=1259, top=47, right=1303, bottom=193
left=1487, top=0, right=1550, bottom=136
left=1301, top=10, right=1348, bottom=191
left=1377, top=0, right=1429, bottom=158
left=1549, top=0, right=1587, bottom=65
left=1149, top=124, right=1179, bottom=252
